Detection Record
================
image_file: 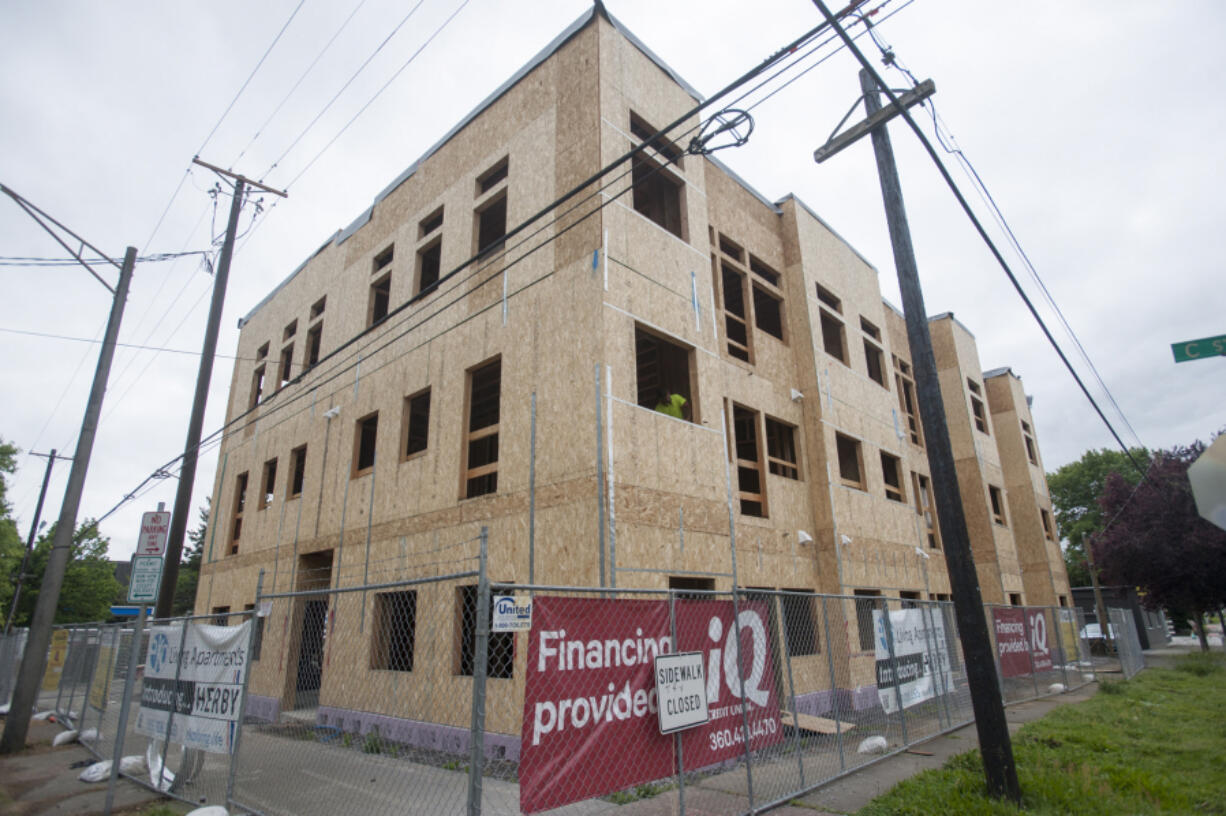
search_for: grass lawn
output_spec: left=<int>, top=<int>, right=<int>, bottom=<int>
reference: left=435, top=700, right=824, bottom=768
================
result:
left=857, top=652, right=1226, bottom=815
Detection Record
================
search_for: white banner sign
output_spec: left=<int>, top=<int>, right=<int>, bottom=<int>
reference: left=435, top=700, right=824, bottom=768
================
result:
left=872, top=608, right=955, bottom=714
left=135, top=620, right=251, bottom=754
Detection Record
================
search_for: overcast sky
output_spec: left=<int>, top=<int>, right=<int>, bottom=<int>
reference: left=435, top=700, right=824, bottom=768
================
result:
left=2, top=0, right=1223, bottom=560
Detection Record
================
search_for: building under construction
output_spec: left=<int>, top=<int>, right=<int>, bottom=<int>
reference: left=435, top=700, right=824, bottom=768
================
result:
left=195, top=4, right=1070, bottom=747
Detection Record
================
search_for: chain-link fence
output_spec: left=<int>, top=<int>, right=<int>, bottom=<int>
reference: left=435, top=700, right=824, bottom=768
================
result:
left=1109, top=607, right=1146, bottom=679
left=2, top=528, right=1127, bottom=815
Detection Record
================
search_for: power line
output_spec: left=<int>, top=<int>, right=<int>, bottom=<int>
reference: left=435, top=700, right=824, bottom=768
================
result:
left=261, top=0, right=432, bottom=181
left=195, top=0, right=309, bottom=158
left=811, top=0, right=1151, bottom=479
left=281, top=0, right=472, bottom=189
left=0, top=250, right=211, bottom=267
left=231, top=0, right=374, bottom=171
left=0, top=327, right=251, bottom=361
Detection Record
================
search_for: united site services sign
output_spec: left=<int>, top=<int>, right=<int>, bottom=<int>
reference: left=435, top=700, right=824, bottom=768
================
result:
left=135, top=620, right=251, bottom=754
left=519, top=596, right=782, bottom=813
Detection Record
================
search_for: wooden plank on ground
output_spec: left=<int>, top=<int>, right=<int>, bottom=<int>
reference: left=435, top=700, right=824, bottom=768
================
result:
left=780, top=710, right=855, bottom=734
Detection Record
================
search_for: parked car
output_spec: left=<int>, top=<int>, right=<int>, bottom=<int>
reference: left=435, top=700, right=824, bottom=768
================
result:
left=1080, top=622, right=1119, bottom=654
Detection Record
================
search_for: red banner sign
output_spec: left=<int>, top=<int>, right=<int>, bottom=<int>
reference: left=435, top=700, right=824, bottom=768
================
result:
left=992, top=607, right=1053, bottom=678
left=519, top=596, right=783, bottom=813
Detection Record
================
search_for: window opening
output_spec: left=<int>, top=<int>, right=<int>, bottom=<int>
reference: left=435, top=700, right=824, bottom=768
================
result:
left=288, top=445, right=306, bottom=499
left=634, top=327, right=695, bottom=422
left=631, top=153, right=683, bottom=239
left=753, top=285, right=784, bottom=341
left=819, top=295, right=847, bottom=364
left=417, top=238, right=441, bottom=294
left=353, top=412, right=378, bottom=476
left=894, top=357, right=922, bottom=446
left=861, top=318, right=886, bottom=387
left=731, top=404, right=766, bottom=517
left=372, top=590, right=417, bottom=672
left=212, top=606, right=231, bottom=626
left=1009, top=593, right=1023, bottom=606
left=475, top=195, right=507, bottom=258
left=900, top=591, right=921, bottom=609
left=1041, top=508, right=1056, bottom=541
left=305, top=324, right=322, bottom=368
left=782, top=591, right=819, bottom=656
left=278, top=343, right=293, bottom=389
left=853, top=590, right=881, bottom=651
left=989, top=485, right=1007, bottom=526
left=749, top=255, right=780, bottom=286
left=477, top=158, right=508, bottom=195
left=419, top=206, right=444, bottom=238
left=403, top=388, right=431, bottom=458
left=669, top=576, right=715, bottom=600
left=880, top=452, right=905, bottom=502
left=373, top=245, right=394, bottom=273
left=630, top=112, right=682, bottom=164
left=245, top=603, right=265, bottom=660
left=1021, top=420, right=1038, bottom=464
left=720, top=261, right=752, bottom=362
left=249, top=364, right=265, bottom=410
left=229, top=472, right=247, bottom=554
left=816, top=283, right=842, bottom=312
left=835, top=433, right=864, bottom=489
left=718, top=234, right=744, bottom=262
left=368, top=272, right=390, bottom=326
left=259, top=458, right=277, bottom=509
left=309, top=297, right=326, bottom=320
left=283, top=320, right=297, bottom=341
left=912, top=472, right=940, bottom=549
left=765, top=417, right=799, bottom=479
left=464, top=359, right=500, bottom=498
left=968, top=379, right=990, bottom=434
left=458, top=585, right=513, bottom=678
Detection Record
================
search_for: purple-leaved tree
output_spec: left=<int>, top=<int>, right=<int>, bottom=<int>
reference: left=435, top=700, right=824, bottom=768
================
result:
left=1094, top=442, right=1226, bottom=651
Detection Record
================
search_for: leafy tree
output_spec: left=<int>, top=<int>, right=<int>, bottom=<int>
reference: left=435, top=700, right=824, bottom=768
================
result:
left=0, top=439, right=24, bottom=619
left=1094, top=442, right=1226, bottom=651
left=10, top=519, right=121, bottom=625
left=171, top=499, right=208, bottom=616
left=1047, top=447, right=1150, bottom=585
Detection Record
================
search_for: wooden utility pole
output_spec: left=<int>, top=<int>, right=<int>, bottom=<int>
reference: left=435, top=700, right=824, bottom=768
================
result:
left=1, top=247, right=136, bottom=754
left=155, top=159, right=285, bottom=619
left=3, top=449, right=71, bottom=634
left=809, top=41, right=1020, bottom=800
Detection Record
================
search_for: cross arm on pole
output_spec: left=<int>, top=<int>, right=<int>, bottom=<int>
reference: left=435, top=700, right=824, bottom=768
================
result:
left=0, top=183, right=121, bottom=292
left=813, top=79, right=935, bottom=164
left=190, top=157, right=288, bottom=198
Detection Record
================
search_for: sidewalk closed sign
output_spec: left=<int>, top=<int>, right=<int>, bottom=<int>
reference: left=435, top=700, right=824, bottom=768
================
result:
left=654, top=651, right=709, bottom=734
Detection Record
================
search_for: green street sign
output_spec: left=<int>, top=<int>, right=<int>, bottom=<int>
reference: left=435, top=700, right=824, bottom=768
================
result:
left=1171, top=334, right=1226, bottom=363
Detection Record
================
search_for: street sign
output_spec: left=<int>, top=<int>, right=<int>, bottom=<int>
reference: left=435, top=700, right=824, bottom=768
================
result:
left=110, top=606, right=141, bottom=617
left=128, top=555, right=164, bottom=604
left=1188, top=435, right=1226, bottom=531
left=1171, top=334, right=1226, bottom=363
left=135, top=510, right=171, bottom=556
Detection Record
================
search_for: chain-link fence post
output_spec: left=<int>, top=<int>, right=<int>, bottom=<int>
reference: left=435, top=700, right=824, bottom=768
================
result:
left=880, top=599, right=908, bottom=745
left=104, top=607, right=145, bottom=815
left=1051, top=607, right=1070, bottom=690
left=226, top=569, right=264, bottom=810
left=466, top=527, right=490, bottom=816
left=667, top=590, right=686, bottom=813
left=54, top=627, right=73, bottom=717
left=820, top=596, right=846, bottom=773
left=917, top=602, right=946, bottom=730
left=729, top=587, right=757, bottom=810
left=159, top=616, right=192, bottom=787
left=1025, top=608, right=1040, bottom=700
left=776, top=593, right=805, bottom=788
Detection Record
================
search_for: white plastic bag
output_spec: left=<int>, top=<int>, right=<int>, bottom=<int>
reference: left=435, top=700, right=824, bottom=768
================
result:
left=32, top=710, right=54, bottom=720
left=119, top=754, right=146, bottom=775
left=78, top=760, right=112, bottom=783
left=52, top=729, right=79, bottom=746
left=857, top=735, right=889, bottom=755
left=186, top=807, right=230, bottom=816
left=79, top=728, right=99, bottom=743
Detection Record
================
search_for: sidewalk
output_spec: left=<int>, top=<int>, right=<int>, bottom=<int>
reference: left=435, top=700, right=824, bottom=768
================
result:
left=0, top=716, right=174, bottom=815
